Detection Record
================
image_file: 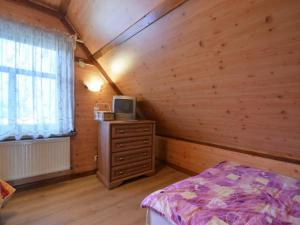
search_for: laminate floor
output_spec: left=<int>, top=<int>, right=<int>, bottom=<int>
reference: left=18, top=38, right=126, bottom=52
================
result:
left=0, top=166, right=188, bottom=225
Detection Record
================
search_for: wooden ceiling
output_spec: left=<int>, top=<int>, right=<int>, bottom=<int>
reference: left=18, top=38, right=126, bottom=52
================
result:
left=66, top=0, right=163, bottom=53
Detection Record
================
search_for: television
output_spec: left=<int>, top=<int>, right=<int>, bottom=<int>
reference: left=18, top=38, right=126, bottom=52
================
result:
left=112, top=96, right=136, bottom=120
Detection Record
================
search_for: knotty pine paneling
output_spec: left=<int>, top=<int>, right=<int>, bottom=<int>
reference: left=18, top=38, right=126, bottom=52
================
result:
left=71, top=65, right=116, bottom=173
left=156, top=136, right=300, bottom=179
left=0, top=1, right=117, bottom=173
left=99, top=0, right=300, bottom=161
left=67, top=0, right=163, bottom=53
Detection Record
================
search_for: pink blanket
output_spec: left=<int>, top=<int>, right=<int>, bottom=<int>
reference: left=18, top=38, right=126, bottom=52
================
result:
left=141, top=161, right=300, bottom=225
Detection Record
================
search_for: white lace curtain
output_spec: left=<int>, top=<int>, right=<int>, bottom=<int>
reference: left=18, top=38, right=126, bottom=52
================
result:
left=0, top=18, right=74, bottom=140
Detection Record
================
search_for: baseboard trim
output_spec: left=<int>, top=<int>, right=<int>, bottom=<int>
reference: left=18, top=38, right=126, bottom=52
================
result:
left=164, top=161, right=197, bottom=176
left=8, top=170, right=73, bottom=186
left=11, top=169, right=97, bottom=192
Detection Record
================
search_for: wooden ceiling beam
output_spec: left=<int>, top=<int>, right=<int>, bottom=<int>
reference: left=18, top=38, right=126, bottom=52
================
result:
left=63, top=18, right=145, bottom=118
left=8, top=0, right=61, bottom=18
left=93, top=0, right=189, bottom=59
left=59, top=0, right=71, bottom=17
left=61, top=17, right=123, bottom=95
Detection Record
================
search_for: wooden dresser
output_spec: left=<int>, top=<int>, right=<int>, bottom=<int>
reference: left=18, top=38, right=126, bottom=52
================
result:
left=97, top=120, right=156, bottom=189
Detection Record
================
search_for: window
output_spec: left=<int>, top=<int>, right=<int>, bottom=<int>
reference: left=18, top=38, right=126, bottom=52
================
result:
left=0, top=72, right=8, bottom=125
left=0, top=18, right=74, bottom=140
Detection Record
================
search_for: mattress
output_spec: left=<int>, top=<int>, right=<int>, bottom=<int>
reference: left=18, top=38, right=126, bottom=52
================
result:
left=141, top=161, right=300, bottom=225
left=147, top=209, right=173, bottom=225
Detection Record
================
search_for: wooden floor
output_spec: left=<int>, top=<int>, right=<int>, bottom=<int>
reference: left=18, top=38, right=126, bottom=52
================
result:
left=0, top=166, right=188, bottom=225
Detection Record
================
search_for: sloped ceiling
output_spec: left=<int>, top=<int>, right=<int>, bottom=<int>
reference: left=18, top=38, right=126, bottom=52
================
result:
left=66, top=0, right=163, bottom=53
left=35, top=0, right=300, bottom=161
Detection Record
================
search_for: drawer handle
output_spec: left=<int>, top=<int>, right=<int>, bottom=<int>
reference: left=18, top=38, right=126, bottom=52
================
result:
left=143, top=129, right=149, bottom=131
left=118, top=130, right=125, bottom=133
left=143, top=140, right=149, bottom=143
left=143, top=153, right=148, bottom=156
left=119, top=157, right=124, bottom=161
left=119, top=171, right=124, bottom=175
left=118, top=144, right=124, bottom=147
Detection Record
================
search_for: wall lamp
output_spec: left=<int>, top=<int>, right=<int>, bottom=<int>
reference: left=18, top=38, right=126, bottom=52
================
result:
left=83, top=78, right=103, bottom=92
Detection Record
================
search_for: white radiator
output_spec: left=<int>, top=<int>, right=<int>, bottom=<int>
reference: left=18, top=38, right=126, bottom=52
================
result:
left=0, top=137, right=70, bottom=181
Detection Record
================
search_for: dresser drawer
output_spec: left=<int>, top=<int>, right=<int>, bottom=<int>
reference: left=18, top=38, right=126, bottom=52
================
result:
left=112, top=147, right=152, bottom=166
left=111, top=160, right=152, bottom=181
left=111, top=136, right=152, bottom=152
left=111, top=124, right=152, bottom=138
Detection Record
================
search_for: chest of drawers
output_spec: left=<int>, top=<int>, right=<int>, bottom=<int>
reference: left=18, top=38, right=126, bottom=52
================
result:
left=97, top=120, right=155, bottom=189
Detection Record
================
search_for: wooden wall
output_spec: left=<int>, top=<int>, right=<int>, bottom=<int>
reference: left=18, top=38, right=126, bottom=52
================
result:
left=156, top=136, right=300, bottom=179
left=71, top=65, right=115, bottom=173
left=98, top=0, right=300, bottom=162
left=0, top=0, right=66, bottom=32
left=0, top=0, right=116, bottom=174
left=2, top=0, right=300, bottom=177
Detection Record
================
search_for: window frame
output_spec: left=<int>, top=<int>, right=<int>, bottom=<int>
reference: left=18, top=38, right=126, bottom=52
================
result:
left=0, top=65, right=58, bottom=128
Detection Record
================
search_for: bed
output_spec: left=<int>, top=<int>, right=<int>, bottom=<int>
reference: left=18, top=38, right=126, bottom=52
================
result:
left=141, top=161, right=300, bottom=225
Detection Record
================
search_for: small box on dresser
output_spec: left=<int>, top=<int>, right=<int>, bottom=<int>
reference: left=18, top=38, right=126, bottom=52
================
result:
left=97, top=120, right=156, bottom=189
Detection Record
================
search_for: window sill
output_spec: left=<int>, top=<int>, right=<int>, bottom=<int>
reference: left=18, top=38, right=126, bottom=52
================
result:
left=0, top=131, right=77, bottom=142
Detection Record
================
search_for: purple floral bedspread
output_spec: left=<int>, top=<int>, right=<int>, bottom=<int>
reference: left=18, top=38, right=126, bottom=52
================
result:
left=141, top=161, right=300, bottom=225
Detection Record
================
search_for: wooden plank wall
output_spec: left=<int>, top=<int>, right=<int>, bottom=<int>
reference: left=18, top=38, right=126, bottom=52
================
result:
left=0, top=0, right=66, bottom=32
left=0, top=0, right=116, bottom=174
left=156, top=136, right=300, bottom=179
left=98, top=0, right=300, bottom=162
left=71, top=65, right=115, bottom=173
